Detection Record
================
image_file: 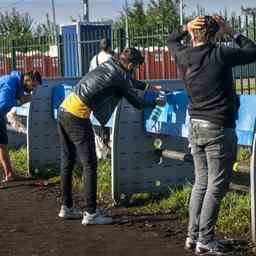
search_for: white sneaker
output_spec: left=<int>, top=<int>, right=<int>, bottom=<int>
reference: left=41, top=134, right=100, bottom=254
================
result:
left=195, top=240, right=231, bottom=255
left=184, top=237, right=197, bottom=251
left=82, top=209, right=113, bottom=225
left=58, top=205, right=82, bottom=219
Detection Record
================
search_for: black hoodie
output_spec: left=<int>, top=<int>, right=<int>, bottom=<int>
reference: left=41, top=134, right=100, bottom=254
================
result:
left=168, top=28, right=256, bottom=128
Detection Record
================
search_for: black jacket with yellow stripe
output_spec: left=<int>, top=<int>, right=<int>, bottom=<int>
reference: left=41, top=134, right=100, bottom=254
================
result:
left=74, top=60, right=155, bottom=125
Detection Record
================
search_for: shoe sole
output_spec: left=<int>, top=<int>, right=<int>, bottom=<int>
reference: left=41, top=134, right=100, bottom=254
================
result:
left=195, top=251, right=234, bottom=256
left=184, top=245, right=196, bottom=252
left=58, top=214, right=82, bottom=219
left=82, top=220, right=113, bottom=225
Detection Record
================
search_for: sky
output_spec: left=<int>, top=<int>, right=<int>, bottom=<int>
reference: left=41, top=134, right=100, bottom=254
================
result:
left=0, top=0, right=255, bottom=26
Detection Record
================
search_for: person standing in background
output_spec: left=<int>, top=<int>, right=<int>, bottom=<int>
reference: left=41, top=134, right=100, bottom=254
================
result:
left=89, top=38, right=113, bottom=160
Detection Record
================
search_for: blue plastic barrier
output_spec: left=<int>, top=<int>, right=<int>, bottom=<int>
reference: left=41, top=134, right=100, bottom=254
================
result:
left=144, top=91, right=256, bottom=147
left=52, top=84, right=113, bottom=127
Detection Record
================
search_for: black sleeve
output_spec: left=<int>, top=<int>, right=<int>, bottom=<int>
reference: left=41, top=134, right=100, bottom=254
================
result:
left=220, top=34, right=256, bottom=67
left=116, top=78, right=155, bottom=109
left=167, top=27, right=188, bottom=66
left=130, top=79, right=148, bottom=90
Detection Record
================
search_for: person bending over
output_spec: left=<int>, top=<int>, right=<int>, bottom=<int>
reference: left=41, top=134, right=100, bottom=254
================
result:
left=58, top=48, right=165, bottom=225
left=0, top=70, right=41, bottom=182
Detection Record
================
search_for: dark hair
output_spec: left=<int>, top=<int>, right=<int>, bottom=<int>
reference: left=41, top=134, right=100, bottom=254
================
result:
left=119, top=48, right=144, bottom=66
left=193, top=16, right=220, bottom=42
left=202, top=16, right=220, bottom=36
left=99, top=38, right=111, bottom=51
left=24, top=70, right=42, bottom=84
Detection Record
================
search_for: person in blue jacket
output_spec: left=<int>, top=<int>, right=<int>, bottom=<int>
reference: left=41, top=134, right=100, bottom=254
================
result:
left=0, top=70, right=42, bottom=182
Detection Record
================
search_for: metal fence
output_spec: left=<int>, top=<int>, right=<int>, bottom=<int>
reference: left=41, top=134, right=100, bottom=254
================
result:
left=116, top=14, right=256, bottom=94
left=0, top=14, right=255, bottom=94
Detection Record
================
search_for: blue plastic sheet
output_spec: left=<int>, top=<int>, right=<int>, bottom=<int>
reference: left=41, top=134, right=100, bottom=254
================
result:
left=236, top=95, right=256, bottom=146
left=144, top=90, right=190, bottom=138
left=52, top=84, right=113, bottom=127
left=144, top=91, right=256, bottom=146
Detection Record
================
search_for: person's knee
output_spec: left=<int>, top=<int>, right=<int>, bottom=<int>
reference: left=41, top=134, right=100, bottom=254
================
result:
left=194, top=175, right=208, bottom=190
left=208, top=181, right=229, bottom=199
left=0, top=144, right=7, bottom=150
left=61, top=159, right=76, bottom=172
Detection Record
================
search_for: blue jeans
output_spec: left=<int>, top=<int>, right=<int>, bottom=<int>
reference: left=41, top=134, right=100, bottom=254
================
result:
left=188, top=120, right=237, bottom=243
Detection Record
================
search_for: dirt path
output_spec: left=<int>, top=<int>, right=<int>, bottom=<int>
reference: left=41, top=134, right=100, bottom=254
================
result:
left=0, top=181, right=192, bottom=256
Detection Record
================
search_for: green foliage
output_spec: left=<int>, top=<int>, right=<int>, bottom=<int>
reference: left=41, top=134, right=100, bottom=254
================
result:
left=237, top=147, right=251, bottom=161
left=114, top=0, right=179, bottom=29
left=218, top=192, right=250, bottom=235
left=129, top=0, right=147, bottom=29
left=9, top=146, right=27, bottom=175
left=129, top=186, right=192, bottom=217
left=147, top=0, right=179, bottom=27
left=0, top=8, right=33, bottom=41
left=35, top=13, right=58, bottom=39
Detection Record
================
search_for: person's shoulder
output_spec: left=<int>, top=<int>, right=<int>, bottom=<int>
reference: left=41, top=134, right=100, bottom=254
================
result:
left=0, top=71, right=22, bottom=87
left=104, top=60, right=125, bottom=80
left=98, top=51, right=113, bottom=63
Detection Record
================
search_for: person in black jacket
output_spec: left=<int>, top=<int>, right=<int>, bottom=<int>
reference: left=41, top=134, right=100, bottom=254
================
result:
left=57, top=47, right=164, bottom=225
left=168, top=16, right=256, bottom=255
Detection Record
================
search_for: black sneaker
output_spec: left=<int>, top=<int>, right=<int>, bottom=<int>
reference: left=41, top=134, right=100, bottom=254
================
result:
left=185, top=237, right=197, bottom=251
left=195, top=240, right=233, bottom=255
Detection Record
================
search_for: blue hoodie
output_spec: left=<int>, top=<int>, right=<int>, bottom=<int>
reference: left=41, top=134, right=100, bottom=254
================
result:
left=0, top=71, right=24, bottom=116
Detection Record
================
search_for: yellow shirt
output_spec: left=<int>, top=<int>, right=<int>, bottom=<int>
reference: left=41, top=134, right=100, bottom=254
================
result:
left=61, top=92, right=91, bottom=119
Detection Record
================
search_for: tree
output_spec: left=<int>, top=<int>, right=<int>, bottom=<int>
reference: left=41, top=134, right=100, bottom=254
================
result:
left=35, top=13, right=58, bottom=40
left=113, top=2, right=129, bottom=30
left=241, top=6, right=256, bottom=40
left=129, top=0, right=147, bottom=29
left=0, top=8, right=33, bottom=40
left=146, top=0, right=179, bottom=27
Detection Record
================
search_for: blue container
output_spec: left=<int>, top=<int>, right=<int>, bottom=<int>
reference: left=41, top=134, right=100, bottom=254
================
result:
left=61, top=22, right=112, bottom=77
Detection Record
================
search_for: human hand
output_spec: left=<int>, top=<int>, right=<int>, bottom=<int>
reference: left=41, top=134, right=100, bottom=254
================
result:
left=19, top=95, right=32, bottom=105
left=155, top=97, right=166, bottom=107
left=213, top=15, right=233, bottom=35
left=150, top=85, right=162, bottom=92
left=187, top=16, right=205, bottom=33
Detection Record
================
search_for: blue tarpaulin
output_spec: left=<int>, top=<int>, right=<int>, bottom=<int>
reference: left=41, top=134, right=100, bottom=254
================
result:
left=52, top=84, right=113, bottom=127
left=144, top=91, right=256, bottom=146
left=144, top=90, right=189, bottom=138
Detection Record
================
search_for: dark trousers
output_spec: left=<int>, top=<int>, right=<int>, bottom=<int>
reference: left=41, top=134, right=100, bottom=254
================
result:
left=57, top=110, right=97, bottom=214
left=188, top=120, right=237, bottom=243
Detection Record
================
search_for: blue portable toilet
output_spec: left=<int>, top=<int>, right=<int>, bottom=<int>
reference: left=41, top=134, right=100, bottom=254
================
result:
left=61, top=22, right=112, bottom=77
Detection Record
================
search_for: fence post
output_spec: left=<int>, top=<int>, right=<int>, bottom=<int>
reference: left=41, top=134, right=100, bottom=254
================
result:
left=11, top=39, right=16, bottom=71
left=251, top=134, right=256, bottom=244
left=120, top=28, right=126, bottom=52
left=57, top=35, right=64, bottom=77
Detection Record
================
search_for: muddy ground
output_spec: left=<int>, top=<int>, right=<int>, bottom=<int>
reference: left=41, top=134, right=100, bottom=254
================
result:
left=0, top=181, right=252, bottom=256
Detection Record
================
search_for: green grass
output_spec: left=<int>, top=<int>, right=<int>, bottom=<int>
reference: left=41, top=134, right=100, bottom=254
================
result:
left=9, top=146, right=27, bottom=174
left=4, top=146, right=252, bottom=237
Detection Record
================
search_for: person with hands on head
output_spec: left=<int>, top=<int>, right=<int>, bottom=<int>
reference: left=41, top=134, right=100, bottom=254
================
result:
left=57, top=47, right=165, bottom=225
left=168, top=15, right=256, bottom=255
left=0, top=70, right=42, bottom=183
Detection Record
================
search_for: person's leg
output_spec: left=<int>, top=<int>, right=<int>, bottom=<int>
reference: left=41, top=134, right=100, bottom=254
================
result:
left=57, top=112, right=77, bottom=208
left=62, top=113, right=112, bottom=224
left=198, top=127, right=237, bottom=243
left=70, top=118, right=97, bottom=214
left=0, top=144, right=13, bottom=179
left=0, top=115, right=13, bottom=180
left=187, top=122, right=208, bottom=242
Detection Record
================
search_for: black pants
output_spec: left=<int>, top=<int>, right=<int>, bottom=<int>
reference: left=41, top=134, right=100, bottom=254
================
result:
left=0, top=114, right=8, bottom=145
left=57, top=110, right=97, bottom=214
